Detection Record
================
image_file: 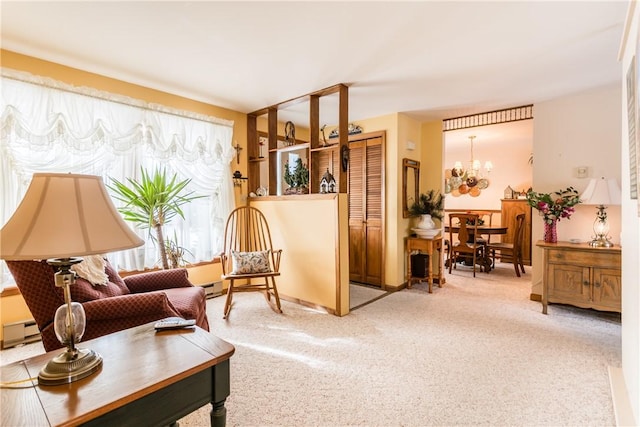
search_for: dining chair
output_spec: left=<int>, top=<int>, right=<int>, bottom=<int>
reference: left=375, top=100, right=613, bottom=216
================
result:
left=220, top=206, right=283, bottom=319
left=487, top=213, right=526, bottom=277
left=467, top=210, right=494, bottom=246
left=447, top=213, right=486, bottom=277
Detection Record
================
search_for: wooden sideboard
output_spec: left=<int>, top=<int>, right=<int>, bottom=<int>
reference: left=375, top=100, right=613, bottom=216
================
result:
left=501, top=199, right=532, bottom=265
left=537, top=241, right=621, bottom=314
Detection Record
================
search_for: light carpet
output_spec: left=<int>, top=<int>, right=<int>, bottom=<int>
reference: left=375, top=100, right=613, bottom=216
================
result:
left=179, top=263, right=620, bottom=426
left=1, top=263, right=621, bottom=426
left=349, top=282, right=389, bottom=310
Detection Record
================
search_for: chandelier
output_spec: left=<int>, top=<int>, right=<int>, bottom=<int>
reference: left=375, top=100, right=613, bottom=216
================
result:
left=445, top=136, right=493, bottom=197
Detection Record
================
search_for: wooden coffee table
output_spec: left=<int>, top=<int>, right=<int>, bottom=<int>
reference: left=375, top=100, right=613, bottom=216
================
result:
left=1, top=322, right=235, bottom=427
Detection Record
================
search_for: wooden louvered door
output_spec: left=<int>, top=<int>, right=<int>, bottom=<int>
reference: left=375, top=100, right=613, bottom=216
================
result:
left=348, top=133, right=384, bottom=286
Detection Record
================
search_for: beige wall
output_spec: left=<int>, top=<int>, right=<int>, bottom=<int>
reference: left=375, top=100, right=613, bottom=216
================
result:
left=420, top=121, right=446, bottom=199
left=619, top=3, right=640, bottom=422
left=250, top=195, right=349, bottom=315
left=444, top=121, right=534, bottom=211
left=0, top=293, right=33, bottom=341
left=531, top=84, right=622, bottom=297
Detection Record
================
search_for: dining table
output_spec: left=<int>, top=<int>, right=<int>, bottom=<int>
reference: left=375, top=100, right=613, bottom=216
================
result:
left=444, top=224, right=508, bottom=272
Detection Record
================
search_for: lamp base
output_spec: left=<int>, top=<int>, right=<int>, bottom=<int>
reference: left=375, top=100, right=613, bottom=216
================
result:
left=38, top=347, right=103, bottom=386
left=589, top=237, right=614, bottom=248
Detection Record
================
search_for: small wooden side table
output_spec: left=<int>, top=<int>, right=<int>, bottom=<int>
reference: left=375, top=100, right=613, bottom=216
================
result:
left=405, top=235, right=446, bottom=293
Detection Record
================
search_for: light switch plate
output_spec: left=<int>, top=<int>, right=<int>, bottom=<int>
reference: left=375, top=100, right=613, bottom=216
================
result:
left=576, top=166, right=588, bottom=178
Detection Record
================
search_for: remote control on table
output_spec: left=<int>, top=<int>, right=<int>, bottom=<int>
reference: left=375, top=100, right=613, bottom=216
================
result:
left=154, top=317, right=196, bottom=330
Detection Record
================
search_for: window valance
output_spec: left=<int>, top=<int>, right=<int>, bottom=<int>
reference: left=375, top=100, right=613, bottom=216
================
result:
left=1, top=68, right=236, bottom=284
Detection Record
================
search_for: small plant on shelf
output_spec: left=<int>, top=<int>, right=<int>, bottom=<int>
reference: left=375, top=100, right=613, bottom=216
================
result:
left=283, top=158, right=310, bottom=195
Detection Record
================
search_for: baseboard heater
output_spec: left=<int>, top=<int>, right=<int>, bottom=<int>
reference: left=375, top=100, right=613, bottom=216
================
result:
left=202, top=281, right=223, bottom=299
left=3, top=318, right=41, bottom=349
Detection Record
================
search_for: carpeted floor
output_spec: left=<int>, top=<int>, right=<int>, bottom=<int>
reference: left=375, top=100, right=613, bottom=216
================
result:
left=1, top=263, right=621, bottom=426
left=349, top=282, right=388, bottom=310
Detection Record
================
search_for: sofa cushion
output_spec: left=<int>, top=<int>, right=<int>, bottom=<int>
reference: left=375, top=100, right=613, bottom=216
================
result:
left=70, top=259, right=130, bottom=302
left=71, top=255, right=109, bottom=286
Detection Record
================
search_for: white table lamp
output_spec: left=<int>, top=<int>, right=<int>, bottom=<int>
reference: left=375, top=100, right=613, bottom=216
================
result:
left=580, top=177, right=621, bottom=247
left=0, top=173, right=144, bottom=385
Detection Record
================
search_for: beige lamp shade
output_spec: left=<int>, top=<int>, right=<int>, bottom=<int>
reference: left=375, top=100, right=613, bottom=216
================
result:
left=0, top=173, right=144, bottom=260
left=581, top=176, right=621, bottom=206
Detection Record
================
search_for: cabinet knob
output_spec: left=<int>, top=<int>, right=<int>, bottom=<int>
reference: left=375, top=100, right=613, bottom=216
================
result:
left=594, top=281, right=600, bottom=288
left=583, top=281, right=590, bottom=287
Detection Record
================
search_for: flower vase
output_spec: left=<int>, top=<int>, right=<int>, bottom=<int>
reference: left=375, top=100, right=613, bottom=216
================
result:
left=544, top=220, right=558, bottom=243
left=417, top=214, right=435, bottom=230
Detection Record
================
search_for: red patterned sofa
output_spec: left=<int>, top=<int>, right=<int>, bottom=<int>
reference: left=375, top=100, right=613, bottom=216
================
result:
left=6, top=259, right=209, bottom=352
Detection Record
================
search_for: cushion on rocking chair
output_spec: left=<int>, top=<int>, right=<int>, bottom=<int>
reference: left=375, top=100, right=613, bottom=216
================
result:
left=231, top=250, right=272, bottom=274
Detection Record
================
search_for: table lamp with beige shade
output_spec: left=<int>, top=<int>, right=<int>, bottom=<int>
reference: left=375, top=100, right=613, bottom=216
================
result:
left=0, top=173, right=144, bottom=385
left=580, top=176, right=621, bottom=248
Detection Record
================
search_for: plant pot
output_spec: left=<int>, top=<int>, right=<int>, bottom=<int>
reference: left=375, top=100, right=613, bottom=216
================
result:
left=416, top=214, right=436, bottom=230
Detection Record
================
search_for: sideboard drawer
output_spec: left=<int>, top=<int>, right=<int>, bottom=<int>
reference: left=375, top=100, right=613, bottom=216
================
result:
left=547, top=248, right=620, bottom=268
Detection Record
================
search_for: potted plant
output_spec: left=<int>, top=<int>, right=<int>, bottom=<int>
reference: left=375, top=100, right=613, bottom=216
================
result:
left=283, top=158, right=310, bottom=195
left=164, top=231, right=194, bottom=269
left=108, top=167, right=203, bottom=269
left=408, top=189, right=445, bottom=234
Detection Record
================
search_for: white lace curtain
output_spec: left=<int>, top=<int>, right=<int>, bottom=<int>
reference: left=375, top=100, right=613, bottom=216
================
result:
left=1, top=71, right=235, bottom=287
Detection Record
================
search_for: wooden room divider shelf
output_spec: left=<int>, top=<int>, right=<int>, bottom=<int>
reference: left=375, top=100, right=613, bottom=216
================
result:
left=247, top=84, right=349, bottom=196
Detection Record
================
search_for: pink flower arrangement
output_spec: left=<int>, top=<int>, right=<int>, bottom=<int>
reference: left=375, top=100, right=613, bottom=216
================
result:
left=526, top=187, right=581, bottom=224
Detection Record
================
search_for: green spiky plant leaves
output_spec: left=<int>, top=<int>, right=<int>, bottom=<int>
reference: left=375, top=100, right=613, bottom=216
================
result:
left=108, top=167, right=203, bottom=269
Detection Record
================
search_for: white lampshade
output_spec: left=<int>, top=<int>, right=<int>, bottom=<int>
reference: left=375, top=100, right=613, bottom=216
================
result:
left=0, top=173, right=144, bottom=260
left=580, top=177, right=621, bottom=206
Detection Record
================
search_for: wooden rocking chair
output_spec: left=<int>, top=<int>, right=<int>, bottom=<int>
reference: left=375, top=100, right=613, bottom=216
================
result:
left=220, top=206, right=283, bottom=319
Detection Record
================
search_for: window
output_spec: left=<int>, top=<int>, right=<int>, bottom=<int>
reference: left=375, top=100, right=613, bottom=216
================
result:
left=0, top=71, right=235, bottom=287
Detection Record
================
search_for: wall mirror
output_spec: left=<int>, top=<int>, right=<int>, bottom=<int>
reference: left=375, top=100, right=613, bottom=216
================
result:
left=403, top=158, right=420, bottom=218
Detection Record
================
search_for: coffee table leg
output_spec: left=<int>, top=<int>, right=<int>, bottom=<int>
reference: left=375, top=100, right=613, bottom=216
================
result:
left=211, top=400, right=227, bottom=427
left=211, top=359, right=231, bottom=427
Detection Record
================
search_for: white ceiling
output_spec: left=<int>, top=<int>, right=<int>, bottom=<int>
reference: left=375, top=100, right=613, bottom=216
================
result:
left=0, top=1, right=629, bottom=129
